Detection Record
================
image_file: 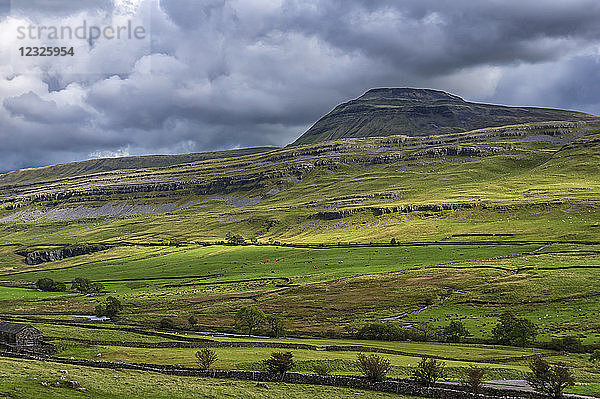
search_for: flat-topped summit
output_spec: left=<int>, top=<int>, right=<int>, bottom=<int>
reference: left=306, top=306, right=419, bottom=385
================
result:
left=292, top=88, right=597, bottom=145
left=358, top=88, right=464, bottom=102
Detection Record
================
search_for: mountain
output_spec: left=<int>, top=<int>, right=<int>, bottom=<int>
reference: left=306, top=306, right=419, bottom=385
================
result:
left=292, top=88, right=598, bottom=145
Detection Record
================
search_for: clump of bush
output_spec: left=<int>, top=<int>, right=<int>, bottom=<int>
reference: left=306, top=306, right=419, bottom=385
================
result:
left=94, top=296, right=123, bottom=319
left=356, top=353, right=391, bottom=382
left=492, top=311, right=537, bottom=347
left=264, top=352, right=294, bottom=375
left=225, top=232, right=246, bottom=245
left=442, top=320, right=470, bottom=343
left=412, top=357, right=446, bottom=386
left=71, top=277, right=104, bottom=294
left=546, top=336, right=585, bottom=353
left=159, top=317, right=176, bottom=330
left=36, top=278, right=66, bottom=292
left=195, top=349, right=218, bottom=370
left=311, top=361, right=331, bottom=376
left=356, top=322, right=438, bottom=342
left=526, top=357, right=574, bottom=399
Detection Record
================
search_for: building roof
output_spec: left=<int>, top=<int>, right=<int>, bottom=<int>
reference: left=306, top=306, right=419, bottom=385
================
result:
left=0, top=322, right=37, bottom=334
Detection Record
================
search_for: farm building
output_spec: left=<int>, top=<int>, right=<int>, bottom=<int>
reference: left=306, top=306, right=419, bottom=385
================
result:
left=0, top=322, right=43, bottom=346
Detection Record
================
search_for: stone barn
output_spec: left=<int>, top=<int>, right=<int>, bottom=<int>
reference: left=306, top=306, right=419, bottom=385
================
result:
left=0, top=322, right=43, bottom=346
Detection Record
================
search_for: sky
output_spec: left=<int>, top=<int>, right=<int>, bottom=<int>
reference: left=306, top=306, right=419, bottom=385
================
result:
left=0, top=0, right=599, bottom=172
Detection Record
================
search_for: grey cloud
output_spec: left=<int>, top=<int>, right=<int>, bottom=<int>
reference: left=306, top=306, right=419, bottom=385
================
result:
left=3, top=91, right=90, bottom=124
left=0, top=0, right=599, bottom=173
left=277, top=0, right=600, bottom=75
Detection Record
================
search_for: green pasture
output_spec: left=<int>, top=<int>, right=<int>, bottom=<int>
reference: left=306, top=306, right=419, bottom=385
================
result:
left=0, top=357, right=406, bottom=399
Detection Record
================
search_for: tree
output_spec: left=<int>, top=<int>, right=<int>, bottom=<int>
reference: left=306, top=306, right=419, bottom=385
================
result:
left=36, top=278, right=55, bottom=291
left=264, top=352, right=294, bottom=375
left=412, top=357, right=446, bottom=386
left=442, top=320, right=470, bottom=343
left=104, top=296, right=123, bottom=319
left=390, top=238, right=396, bottom=245
left=526, top=357, right=575, bottom=399
left=492, top=311, right=537, bottom=347
left=188, top=315, right=198, bottom=327
left=195, top=349, right=218, bottom=370
left=356, top=322, right=406, bottom=341
left=356, top=353, right=391, bottom=382
left=462, top=366, right=486, bottom=394
left=71, top=277, right=104, bottom=294
left=95, top=296, right=123, bottom=319
left=36, top=278, right=66, bottom=292
left=234, top=305, right=266, bottom=335
left=266, top=314, right=285, bottom=337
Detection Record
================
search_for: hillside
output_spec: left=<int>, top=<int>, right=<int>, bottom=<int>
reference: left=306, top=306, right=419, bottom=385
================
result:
left=1, top=119, right=599, bottom=242
left=0, top=146, right=277, bottom=186
left=1, top=119, right=600, bottom=395
left=292, top=88, right=598, bottom=145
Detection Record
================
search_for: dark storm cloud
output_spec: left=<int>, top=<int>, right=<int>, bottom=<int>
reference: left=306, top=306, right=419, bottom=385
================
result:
left=0, top=0, right=599, bottom=172
left=276, top=0, right=600, bottom=75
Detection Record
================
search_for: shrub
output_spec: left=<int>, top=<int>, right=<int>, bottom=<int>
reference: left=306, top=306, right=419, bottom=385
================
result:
left=264, top=352, right=294, bottom=375
left=71, top=277, right=104, bottom=294
left=548, top=336, right=584, bottom=353
left=356, top=353, right=391, bottom=382
left=412, top=357, right=446, bottom=386
left=492, top=311, right=537, bottom=347
left=312, top=362, right=331, bottom=376
left=195, top=349, right=218, bottom=370
left=234, top=305, right=266, bottom=335
left=462, top=366, right=486, bottom=393
left=159, top=317, right=176, bottom=329
left=442, top=320, right=470, bottom=343
left=590, top=349, right=600, bottom=363
left=526, top=357, right=574, bottom=399
left=188, top=315, right=198, bottom=327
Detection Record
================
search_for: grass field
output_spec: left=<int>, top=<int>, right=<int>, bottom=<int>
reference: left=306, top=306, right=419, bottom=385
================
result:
left=0, top=122, right=600, bottom=397
left=0, top=357, right=408, bottom=399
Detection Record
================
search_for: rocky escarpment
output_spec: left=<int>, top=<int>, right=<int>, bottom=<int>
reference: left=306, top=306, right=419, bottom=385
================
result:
left=312, top=199, right=600, bottom=220
left=17, top=244, right=109, bottom=265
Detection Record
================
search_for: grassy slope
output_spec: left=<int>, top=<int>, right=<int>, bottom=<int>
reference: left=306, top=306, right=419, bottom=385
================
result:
left=0, top=358, right=406, bottom=399
left=0, top=147, right=277, bottom=185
